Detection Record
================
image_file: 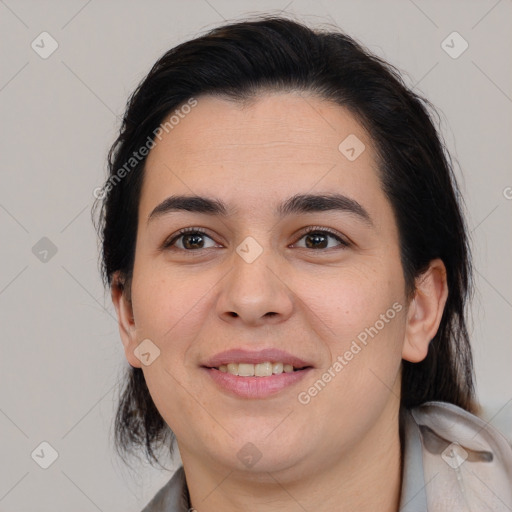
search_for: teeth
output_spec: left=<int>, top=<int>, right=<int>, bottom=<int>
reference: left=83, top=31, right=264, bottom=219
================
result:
left=238, top=363, right=254, bottom=377
left=217, top=362, right=300, bottom=376
left=255, top=362, right=272, bottom=377
left=226, top=363, right=238, bottom=375
left=272, top=362, right=283, bottom=374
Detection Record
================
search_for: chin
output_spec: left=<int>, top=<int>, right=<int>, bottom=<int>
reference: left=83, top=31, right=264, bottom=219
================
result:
left=222, top=434, right=308, bottom=474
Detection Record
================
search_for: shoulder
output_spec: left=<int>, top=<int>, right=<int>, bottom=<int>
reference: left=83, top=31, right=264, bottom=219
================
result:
left=141, top=466, right=189, bottom=512
left=405, top=401, right=512, bottom=511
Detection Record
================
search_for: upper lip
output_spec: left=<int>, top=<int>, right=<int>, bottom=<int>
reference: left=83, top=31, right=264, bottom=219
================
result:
left=202, top=348, right=313, bottom=369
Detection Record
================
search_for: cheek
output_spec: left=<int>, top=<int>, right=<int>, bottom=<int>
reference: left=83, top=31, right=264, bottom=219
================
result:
left=131, top=264, right=205, bottom=340
left=302, top=265, right=403, bottom=346
left=131, top=269, right=209, bottom=430
left=329, top=285, right=405, bottom=390
left=302, top=266, right=406, bottom=397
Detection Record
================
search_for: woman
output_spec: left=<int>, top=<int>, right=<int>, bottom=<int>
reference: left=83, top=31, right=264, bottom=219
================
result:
left=93, top=15, right=512, bottom=511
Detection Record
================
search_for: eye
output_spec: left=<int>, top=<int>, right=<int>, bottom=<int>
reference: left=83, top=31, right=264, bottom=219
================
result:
left=163, top=228, right=219, bottom=251
left=293, top=226, right=349, bottom=250
left=162, top=226, right=350, bottom=252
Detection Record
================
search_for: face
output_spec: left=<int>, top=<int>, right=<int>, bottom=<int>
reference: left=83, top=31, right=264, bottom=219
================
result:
left=113, top=92, right=443, bottom=478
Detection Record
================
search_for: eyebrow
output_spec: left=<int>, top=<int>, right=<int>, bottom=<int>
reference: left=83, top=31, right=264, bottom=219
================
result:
left=147, top=193, right=373, bottom=226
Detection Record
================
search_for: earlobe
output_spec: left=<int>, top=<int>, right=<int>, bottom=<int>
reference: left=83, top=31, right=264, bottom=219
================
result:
left=402, top=259, right=449, bottom=363
left=110, top=271, right=142, bottom=368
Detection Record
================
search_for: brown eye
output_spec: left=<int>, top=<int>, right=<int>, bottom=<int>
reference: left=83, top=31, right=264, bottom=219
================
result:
left=294, top=228, right=349, bottom=250
left=163, top=229, right=218, bottom=251
left=180, top=233, right=208, bottom=250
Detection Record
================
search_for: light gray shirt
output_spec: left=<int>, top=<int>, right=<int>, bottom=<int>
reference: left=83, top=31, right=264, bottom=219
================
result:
left=141, top=401, right=512, bottom=511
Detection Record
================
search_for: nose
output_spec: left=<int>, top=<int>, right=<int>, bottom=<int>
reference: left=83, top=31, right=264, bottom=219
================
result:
left=216, top=244, right=294, bottom=327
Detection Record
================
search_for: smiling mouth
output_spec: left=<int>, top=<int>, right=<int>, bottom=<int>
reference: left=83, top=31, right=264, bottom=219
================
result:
left=207, top=362, right=311, bottom=377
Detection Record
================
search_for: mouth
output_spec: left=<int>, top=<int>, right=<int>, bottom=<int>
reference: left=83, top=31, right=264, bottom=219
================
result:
left=201, top=347, right=314, bottom=374
left=201, top=348, right=314, bottom=398
left=207, top=362, right=311, bottom=376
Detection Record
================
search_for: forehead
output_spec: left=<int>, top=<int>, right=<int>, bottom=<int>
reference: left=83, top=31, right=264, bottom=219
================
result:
left=147, top=92, right=373, bottom=162
left=140, top=92, right=385, bottom=222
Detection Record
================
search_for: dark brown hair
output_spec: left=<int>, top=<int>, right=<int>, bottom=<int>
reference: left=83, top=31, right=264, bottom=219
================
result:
left=92, top=15, right=476, bottom=468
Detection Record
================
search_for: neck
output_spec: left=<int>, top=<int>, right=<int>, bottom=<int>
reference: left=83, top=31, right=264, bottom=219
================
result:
left=180, top=402, right=403, bottom=512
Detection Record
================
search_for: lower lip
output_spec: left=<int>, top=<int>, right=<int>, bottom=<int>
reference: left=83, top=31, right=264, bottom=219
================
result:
left=203, top=367, right=312, bottom=399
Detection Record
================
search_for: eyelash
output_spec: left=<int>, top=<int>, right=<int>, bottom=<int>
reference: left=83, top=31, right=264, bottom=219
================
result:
left=162, top=226, right=350, bottom=252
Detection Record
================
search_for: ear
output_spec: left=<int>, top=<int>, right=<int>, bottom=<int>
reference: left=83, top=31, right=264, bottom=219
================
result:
left=111, top=271, right=142, bottom=368
left=402, top=258, right=449, bottom=363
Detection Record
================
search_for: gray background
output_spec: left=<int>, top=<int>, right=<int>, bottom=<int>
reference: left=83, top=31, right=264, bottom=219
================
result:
left=1, top=0, right=511, bottom=510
